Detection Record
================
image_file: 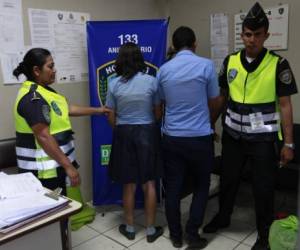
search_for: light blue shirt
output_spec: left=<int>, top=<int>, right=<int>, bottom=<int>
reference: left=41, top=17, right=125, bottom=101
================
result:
left=157, top=50, right=219, bottom=137
left=106, top=72, right=159, bottom=125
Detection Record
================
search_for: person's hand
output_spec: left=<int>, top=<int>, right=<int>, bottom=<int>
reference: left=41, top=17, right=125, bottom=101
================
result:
left=65, top=165, right=81, bottom=186
left=279, top=146, right=294, bottom=167
left=96, top=106, right=112, bottom=115
left=213, top=132, right=220, bottom=142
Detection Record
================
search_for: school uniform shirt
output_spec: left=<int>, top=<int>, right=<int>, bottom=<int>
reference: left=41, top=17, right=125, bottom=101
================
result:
left=157, top=49, right=219, bottom=137
left=106, top=72, right=160, bottom=125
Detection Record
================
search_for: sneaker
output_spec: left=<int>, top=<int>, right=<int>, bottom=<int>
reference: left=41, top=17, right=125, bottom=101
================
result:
left=185, top=234, right=208, bottom=249
left=170, top=236, right=183, bottom=248
left=119, top=224, right=135, bottom=240
left=251, top=237, right=270, bottom=250
left=147, top=226, right=164, bottom=243
left=203, top=215, right=230, bottom=233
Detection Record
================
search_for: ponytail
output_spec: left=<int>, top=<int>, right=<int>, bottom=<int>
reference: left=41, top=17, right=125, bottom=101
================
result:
left=12, top=48, right=51, bottom=81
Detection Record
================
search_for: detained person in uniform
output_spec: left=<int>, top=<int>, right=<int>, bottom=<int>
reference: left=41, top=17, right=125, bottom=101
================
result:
left=13, top=48, right=111, bottom=194
left=105, top=42, right=163, bottom=243
left=203, top=3, right=298, bottom=250
left=157, top=26, right=219, bottom=249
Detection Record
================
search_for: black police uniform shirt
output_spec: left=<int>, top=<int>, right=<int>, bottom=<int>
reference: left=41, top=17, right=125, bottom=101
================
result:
left=219, top=48, right=298, bottom=97
left=17, top=86, right=57, bottom=127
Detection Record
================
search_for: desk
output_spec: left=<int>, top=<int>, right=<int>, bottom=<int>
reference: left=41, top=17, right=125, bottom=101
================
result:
left=0, top=199, right=81, bottom=250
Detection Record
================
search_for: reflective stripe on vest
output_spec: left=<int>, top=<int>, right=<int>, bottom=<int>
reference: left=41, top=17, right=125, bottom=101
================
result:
left=17, top=150, right=76, bottom=170
left=225, top=116, right=280, bottom=134
left=16, top=140, right=74, bottom=159
left=226, top=108, right=280, bottom=124
left=225, top=51, right=281, bottom=137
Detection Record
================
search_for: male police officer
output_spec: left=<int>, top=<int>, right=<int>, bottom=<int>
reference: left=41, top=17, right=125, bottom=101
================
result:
left=203, top=2, right=297, bottom=250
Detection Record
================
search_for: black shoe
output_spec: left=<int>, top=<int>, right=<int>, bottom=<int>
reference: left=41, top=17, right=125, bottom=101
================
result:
left=203, top=215, right=230, bottom=233
left=119, top=224, right=135, bottom=240
left=185, top=234, right=208, bottom=249
left=251, top=238, right=270, bottom=250
left=170, top=236, right=183, bottom=248
left=146, top=226, right=164, bottom=243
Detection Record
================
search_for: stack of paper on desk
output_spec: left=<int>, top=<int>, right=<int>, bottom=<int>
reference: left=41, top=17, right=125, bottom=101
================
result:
left=0, top=172, right=68, bottom=230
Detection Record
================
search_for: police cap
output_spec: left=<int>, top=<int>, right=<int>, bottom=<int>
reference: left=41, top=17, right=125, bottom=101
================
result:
left=242, top=2, right=269, bottom=31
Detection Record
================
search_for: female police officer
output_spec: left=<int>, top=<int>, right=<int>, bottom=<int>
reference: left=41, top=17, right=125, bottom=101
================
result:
left=13, top=48, right=110, bottom=193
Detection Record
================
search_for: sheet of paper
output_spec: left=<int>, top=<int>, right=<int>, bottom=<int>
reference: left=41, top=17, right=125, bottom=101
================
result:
left=0, top=172, right=44, bottom=200
left=0, top=51, right=26, bottom=84
left=0, top=172, right=69, bottom=229
left=210, top=13, right=228, bottom=45
left=0, top=0, right=24, bottom=52
left=0, top=0, right=25, bottom=84
left=210, top=13, right=229, bottom=74
left=0, top=192, right=68, bottom=228
left=28, top=8, right=90, bottom=83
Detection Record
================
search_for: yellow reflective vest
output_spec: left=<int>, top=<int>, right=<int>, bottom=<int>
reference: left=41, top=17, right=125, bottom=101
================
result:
left=14, top=81, right=75, bottom=178
left=224, top=51, right=281, bottom=141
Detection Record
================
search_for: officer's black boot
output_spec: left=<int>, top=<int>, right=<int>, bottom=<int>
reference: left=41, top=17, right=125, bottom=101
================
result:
left=203, top=214, right=230, bottom=233
left=251, top=237, right=270, bottom=250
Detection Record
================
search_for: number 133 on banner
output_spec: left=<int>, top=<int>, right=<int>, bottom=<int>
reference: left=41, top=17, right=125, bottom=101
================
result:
left=117, top=34, right=139, bottom=45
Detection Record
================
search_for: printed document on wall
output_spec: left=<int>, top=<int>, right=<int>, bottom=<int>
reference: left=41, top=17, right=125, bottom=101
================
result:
left=210, top=13, right=228, bottom=45
left=0, top=0, right=25, bottom=84
left=210, top=13, right=229, bottom=73
left=28, top=8, right=90, bottom=83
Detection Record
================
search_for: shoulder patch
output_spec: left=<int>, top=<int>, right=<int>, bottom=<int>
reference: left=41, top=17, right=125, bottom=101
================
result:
left=42, top=105, right=51, bottom=123
left=279, top=69, right=292, bottom=84
left=51, top=101, right=62, bottom=116
left=228, top=68, right=238, bottom=83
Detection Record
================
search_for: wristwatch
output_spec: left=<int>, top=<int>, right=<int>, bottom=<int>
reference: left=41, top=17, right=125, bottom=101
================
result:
left=284, top=143, right=295, bottom=150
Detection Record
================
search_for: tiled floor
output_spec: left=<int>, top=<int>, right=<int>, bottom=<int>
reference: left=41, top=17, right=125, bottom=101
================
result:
left=71, top=182, right=297, bottom=250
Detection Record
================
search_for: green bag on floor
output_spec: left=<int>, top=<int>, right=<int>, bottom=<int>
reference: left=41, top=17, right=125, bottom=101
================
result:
left=67, top=186, right=96, bottom=231
left=269, top=215, right=298, bottom=250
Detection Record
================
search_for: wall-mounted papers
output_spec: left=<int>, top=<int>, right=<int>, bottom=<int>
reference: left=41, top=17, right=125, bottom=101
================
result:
left=28, top=8, right=90, bottom=84
left=0, top=0, right=25, bottom=84
left=210, top=13, right=229, bottom=73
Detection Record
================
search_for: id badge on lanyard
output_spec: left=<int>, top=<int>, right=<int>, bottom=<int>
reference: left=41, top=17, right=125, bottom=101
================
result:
left=249, top=112, right=265, bottom=131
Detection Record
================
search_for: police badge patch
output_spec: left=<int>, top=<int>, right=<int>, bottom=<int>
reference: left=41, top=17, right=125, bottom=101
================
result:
left=51, top=101, right=62, bottom=116
left=228, top=68, right=238, bottom=83
left=42, top=104, right=51, bottom=123
left=279, top=69, right=292, bottom=84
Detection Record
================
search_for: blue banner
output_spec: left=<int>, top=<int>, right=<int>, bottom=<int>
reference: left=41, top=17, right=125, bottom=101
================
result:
left=87, top=19, right=168, bottom=205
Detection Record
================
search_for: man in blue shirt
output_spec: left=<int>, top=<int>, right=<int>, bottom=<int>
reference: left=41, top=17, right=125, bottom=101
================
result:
left=157, top=26, right=219, bottom=249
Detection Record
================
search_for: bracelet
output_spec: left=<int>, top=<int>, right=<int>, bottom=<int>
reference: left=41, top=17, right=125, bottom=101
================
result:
left=284, top=143, right=295, bottom=150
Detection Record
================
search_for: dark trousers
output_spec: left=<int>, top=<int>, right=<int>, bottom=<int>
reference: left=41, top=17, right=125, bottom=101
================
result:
left=162, top=134, right=214, bottom=239
left=219, top=131, right=277, bottom=238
